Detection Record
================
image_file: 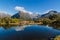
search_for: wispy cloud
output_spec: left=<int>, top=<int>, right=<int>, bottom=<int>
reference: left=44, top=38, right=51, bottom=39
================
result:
left=15, top=6, right=33, bottom=14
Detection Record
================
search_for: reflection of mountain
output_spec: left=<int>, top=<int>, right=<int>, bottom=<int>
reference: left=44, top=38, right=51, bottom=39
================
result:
left=41, top=10, right=60, bottom=18
left=0, top=25, right=59, bottom=40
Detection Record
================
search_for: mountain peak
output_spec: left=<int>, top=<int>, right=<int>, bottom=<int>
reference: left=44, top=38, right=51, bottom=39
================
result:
left=48, top=10, right=58, bottom=13
left=41, top=10, right=59, bottom=18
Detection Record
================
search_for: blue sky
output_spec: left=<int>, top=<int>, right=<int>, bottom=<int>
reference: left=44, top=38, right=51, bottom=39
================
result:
left=0, top=0, right=60, bottom=15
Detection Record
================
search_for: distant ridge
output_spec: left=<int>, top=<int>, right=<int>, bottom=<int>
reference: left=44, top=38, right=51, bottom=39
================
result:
left=0, top=12, right=10, bottom=18
left=11, top=11, right=40, bottom=20
left=11, top=10, right=60, bottom=20
left=41, top=10, right=60, bottom=18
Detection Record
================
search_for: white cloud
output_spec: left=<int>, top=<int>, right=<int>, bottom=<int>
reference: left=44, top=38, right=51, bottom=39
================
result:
left=15, top=6, right=25, bottom=11
left=15, top=6, right=33, bottom=14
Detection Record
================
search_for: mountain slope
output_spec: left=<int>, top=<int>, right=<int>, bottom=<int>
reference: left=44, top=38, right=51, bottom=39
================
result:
left=0, top=12, right=11, bottom=18
left=11, top=11, right=33, bottom=20
left=11, top=11, right=41, bottom=20
left=41, top=10, right=60, bottom=18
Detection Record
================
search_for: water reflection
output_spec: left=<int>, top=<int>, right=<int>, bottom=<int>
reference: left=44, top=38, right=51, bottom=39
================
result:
left=49, top=24, right=60, bottom=30
left=0, top=25, right=60, bottom=40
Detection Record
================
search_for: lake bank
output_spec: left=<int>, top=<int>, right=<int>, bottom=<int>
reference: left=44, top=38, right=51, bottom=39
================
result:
left=0, top=20, right=59, bottom=30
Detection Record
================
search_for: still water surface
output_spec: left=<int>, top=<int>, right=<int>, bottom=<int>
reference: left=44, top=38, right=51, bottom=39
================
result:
left=0, top=25, right=60, bottom=40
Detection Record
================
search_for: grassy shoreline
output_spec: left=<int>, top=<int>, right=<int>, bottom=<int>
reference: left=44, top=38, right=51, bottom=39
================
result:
left=0, top=22, right=59, bottom=29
